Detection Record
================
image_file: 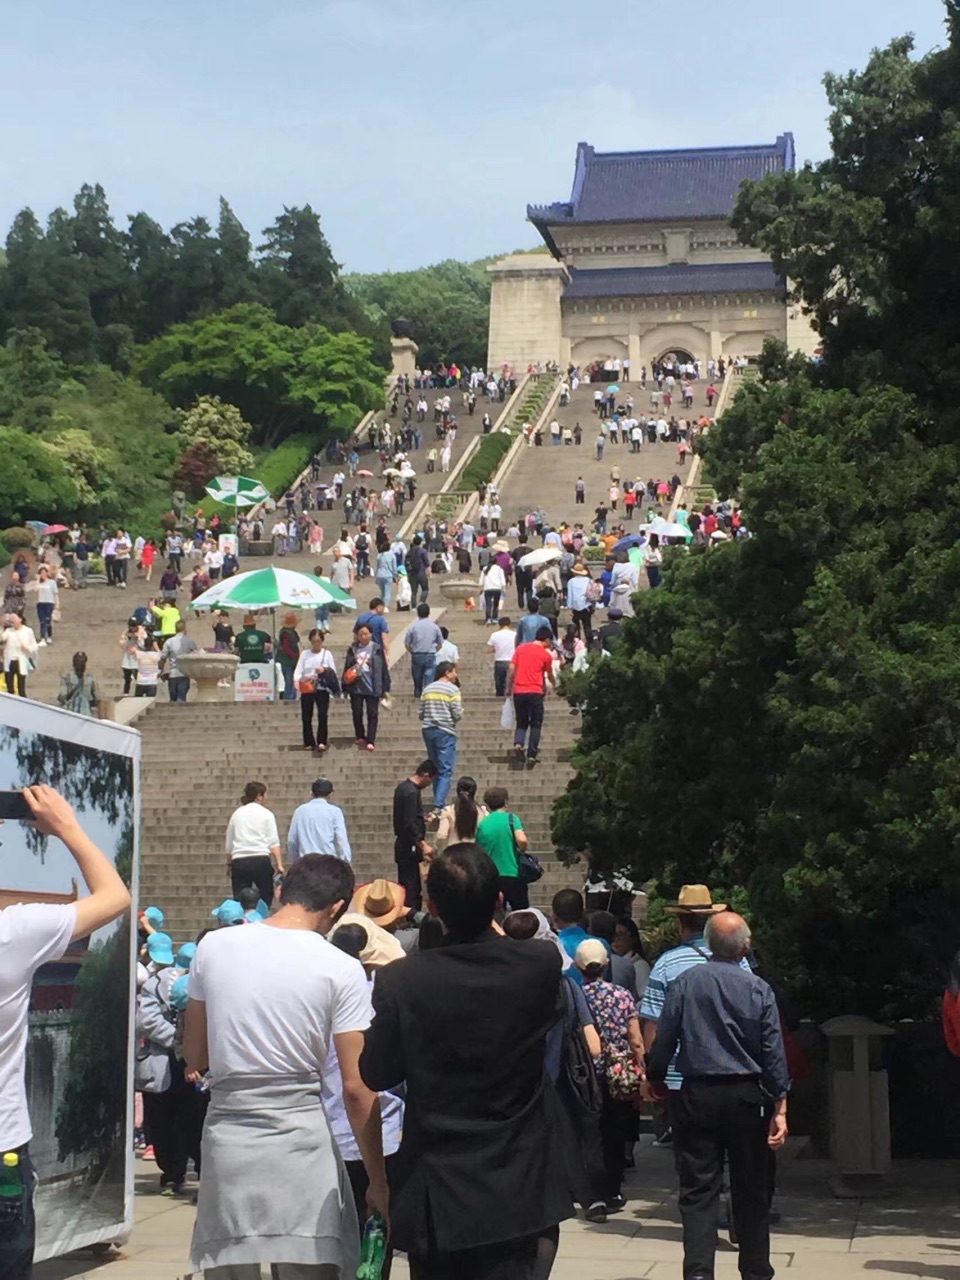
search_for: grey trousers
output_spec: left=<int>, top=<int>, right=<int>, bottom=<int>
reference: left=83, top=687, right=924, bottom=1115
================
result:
left=200, top=1265, right=338, bottom=1279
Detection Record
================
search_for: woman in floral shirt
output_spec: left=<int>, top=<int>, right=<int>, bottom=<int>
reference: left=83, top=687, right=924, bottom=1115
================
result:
left=576, top=938, right=645, bottom=1214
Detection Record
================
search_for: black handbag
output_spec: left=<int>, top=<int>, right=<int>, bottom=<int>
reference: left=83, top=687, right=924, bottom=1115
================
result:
left=509, top=814, right=543, bottom=883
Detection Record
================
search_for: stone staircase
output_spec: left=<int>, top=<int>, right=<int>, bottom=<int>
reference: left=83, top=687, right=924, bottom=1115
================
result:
left=136, top=606, right=582, bottom=947
left=496, top=379, right=715, bottom=530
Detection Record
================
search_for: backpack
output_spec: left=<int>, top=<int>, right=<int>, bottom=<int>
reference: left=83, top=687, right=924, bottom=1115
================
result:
left=585, top=579, right=603, bottom=604
left=557, top=982, right=602, bottom=1117
left=355, top=533, right=368, bottom=552
left=406, top=547, right=425, bottom=576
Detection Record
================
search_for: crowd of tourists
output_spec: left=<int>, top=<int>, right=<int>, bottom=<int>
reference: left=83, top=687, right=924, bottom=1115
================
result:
left=113, top=825, right=790, bottom=1280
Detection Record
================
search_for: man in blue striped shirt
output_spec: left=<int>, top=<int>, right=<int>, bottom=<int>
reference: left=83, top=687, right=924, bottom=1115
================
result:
left=639, top=885, right=748, bottom=1142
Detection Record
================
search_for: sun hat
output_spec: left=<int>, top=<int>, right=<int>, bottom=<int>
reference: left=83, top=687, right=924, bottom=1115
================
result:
left=169, top=974, right=191, bottom=1012
left=331, top=914, right=406, bottom=967
left=571, top=564, right=589, bottom=576
left=574, top=938, right=609, bottom=970
left=146, top=932, right=175, bottom=966
left=211, top=899, right=245, bottom=926
left=282, top=611, right=298, bottom=626
left=665, top=884, right=727, bottom=915
left=350, top=878, right=410, bottom=928
left=244, top=899, right=270, bottom=922
left=175, top=942, right=197, bottom=970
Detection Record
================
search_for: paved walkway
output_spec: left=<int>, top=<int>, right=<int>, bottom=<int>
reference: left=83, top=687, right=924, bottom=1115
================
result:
left=34, top=1139, right=959, bottom=1279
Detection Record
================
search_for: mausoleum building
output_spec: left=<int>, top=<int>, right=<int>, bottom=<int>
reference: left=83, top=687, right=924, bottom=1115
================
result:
left=487, top=134, right=818, bottom=372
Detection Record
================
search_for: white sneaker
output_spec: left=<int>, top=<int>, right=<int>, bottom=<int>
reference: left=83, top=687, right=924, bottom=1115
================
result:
left=38, top=639, right=47, bottom=647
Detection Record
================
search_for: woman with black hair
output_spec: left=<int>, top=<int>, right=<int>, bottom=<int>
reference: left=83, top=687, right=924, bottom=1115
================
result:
left=613, top=916, right=651, bottom=998
left=435, top=776, right=488, bottom=849
left=224, top=781, right=283, bottom=906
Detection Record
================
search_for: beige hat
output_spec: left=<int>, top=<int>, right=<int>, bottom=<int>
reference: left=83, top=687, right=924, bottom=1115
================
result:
left=350, top=878, right=410, bottom=928
left=574, top=938, right=609, bottom=970
left=331, top=913, right=405, bottom=967
left=665, top=884, right=727, bottom=915
left=571, top=564, right=589, bottom=576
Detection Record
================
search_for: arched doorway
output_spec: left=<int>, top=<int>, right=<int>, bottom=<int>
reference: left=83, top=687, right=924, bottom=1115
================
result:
left=656, top=348, right=695, bottom=366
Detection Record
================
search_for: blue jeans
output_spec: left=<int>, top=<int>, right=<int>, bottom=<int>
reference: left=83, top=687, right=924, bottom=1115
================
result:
left=315, top=605, right=330, bottom=628
left=0, top=1148, right=35, bottom=1280
left=36, top=602, right=54, bottom=641
left=376, top=576, right=393, bottom=607
left=168, top=676, right=189, bottom=702
left=422, top=725, right=457, bottom=809
left=410, top=652, right=436, bottom=697
left=279, top=657, right=297, bottom=700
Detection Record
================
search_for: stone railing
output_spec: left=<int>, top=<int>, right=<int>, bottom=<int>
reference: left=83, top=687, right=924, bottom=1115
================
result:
left=396, top=374, right=532, bottom=541
left=668, top=375, right=732, bottom=520
left=458, top=374, right=564, bottom=527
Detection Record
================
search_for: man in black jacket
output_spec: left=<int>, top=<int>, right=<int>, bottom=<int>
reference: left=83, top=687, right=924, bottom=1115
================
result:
left=392, top=760, right=438, bottom=911
left=360, top=845, right=574, bottom=1279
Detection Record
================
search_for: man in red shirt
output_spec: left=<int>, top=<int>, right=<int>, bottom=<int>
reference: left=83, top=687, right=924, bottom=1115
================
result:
left=506, top=626, right=557, bottom=766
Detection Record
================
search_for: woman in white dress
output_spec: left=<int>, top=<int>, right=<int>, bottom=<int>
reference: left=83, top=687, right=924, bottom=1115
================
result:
left=2, top=612, right=39, bottom=697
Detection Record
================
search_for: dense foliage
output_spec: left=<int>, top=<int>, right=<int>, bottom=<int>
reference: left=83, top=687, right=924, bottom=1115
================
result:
left=553, top=6, right=960, bottom=1021
left=346, top=251, right=549, bottom=369
left=0, top=189, right=392, bottom=528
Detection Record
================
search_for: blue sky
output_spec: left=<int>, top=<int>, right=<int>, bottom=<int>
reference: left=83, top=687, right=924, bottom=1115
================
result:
left=1, top=0, right=947, bottom=273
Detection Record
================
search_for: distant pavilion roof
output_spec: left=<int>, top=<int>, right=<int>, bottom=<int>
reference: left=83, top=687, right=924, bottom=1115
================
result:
left=529, top=136, right=794, bottom=253
left=563, top=262, right=783, bottom=300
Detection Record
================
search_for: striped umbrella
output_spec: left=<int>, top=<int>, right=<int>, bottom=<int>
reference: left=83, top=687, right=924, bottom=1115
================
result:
left=205, top=475, right=270, bottom=507
left=188, top=566, right=355, bottom=612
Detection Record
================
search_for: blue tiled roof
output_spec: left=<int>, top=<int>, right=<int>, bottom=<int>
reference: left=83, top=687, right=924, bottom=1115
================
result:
left=563, top=262, right=783, bottom=299
left=529, top=135, right=793, bottom=228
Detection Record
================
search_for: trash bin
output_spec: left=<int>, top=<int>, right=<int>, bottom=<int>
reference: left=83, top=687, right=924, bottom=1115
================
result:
left=821, top=1014, right=894, bottom=1195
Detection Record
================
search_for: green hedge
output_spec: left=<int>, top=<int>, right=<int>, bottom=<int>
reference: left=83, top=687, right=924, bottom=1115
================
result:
left=2, top=527, right=35, bottom=551
left=253, top=433, right=321, bottom=497
left=460, top=433, right=514, bottom=492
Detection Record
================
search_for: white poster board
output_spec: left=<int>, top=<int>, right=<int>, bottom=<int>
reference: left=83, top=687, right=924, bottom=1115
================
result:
left=218, top=533, right=238, bottom=557
left=235, top=662, right=276, bottom=702
left=0, top=694, right=140, bottom=1261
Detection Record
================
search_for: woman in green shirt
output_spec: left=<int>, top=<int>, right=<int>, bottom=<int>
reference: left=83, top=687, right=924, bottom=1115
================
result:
left=476, top=786, right=529, bottom=910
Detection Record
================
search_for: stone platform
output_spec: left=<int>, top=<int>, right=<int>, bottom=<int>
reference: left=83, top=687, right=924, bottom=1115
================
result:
left=34, top=1139, right=960, bottom=1280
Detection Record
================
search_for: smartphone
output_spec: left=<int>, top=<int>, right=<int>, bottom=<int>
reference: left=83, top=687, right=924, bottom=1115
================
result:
left=0, top=791, right=32, bottom=821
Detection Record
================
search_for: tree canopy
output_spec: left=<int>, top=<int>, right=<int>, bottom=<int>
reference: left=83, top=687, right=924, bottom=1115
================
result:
left=553, top=6, right=960, bottom=1021
left=345, top=254, right=545, bottom=369
left=0, top=189, right=392, bottom=530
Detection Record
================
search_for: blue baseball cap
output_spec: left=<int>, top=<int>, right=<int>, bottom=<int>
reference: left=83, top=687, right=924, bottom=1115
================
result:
left=146, top=932, right=175, bottom=966
left=243, top=899, right=270, bottom=923
left=211, top=899, right=245, bottom=926
left=169, top=975, right=190, bottom=1012
left=143, top=906, right=165, bottom=927
left=175, top=942, right=197, bottom=970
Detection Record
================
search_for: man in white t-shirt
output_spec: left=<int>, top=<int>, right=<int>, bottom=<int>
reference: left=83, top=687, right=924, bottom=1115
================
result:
left=487, top=616, right=517, bottom=697
left=185, top=854, right=388, bottom=1279
left=0, top=785, right=130, bottom=1280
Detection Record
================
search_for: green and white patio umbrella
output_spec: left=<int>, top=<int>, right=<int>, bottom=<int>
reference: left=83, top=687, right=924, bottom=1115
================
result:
left=188, top=566, right=356, bottom=613
left=205, top=475, right=270, bottom=507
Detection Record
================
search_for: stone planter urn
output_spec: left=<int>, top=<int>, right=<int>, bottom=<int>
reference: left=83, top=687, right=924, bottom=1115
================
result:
left=177, top=651, right=240, bottom=702
left=438, top=577, right=478, bottom=605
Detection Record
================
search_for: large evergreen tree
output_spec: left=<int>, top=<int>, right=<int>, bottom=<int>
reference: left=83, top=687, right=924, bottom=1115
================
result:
left=553, top=5, right=960, bottom=1021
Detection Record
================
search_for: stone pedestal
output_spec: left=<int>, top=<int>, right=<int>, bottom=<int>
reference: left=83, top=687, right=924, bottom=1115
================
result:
left=176, top=651, right=240, bottom=702
left=438, top=578, right=477, bottom=605
left=391, top=337, right=419, bottom=383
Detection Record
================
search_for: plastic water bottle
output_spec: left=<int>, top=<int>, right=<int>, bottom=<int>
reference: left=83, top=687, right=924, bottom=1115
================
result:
left=0, top=1152, right=22, bottom=1198
left=356, top=1211, right=388, bottom=1280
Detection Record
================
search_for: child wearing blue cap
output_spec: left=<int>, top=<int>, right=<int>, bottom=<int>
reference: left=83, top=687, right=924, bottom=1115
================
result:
left=210, top=899, right=245, bottom=927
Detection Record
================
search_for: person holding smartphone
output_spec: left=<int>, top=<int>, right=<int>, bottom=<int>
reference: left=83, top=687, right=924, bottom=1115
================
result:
left=0, top=785, right=131, bottom=1280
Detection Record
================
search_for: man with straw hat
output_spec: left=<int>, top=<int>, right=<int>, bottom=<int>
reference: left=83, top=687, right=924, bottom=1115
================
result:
left=638, top=886, right=743, bottom=1146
